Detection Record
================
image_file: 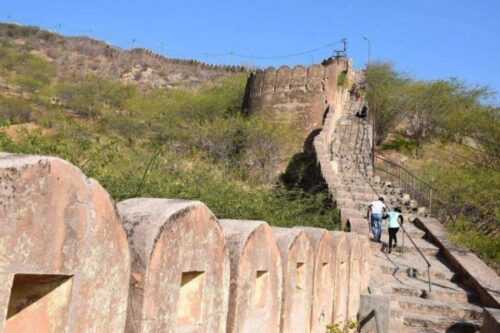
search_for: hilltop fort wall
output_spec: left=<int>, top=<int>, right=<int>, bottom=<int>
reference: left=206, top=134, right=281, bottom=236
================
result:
left=243, top=57, right=354, bottom=137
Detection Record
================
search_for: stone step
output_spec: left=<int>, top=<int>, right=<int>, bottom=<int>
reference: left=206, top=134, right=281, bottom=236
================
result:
left=340, top=208, right=364, bottom=219
left=336, top=199, right=358, bottom=210
left=375, top=222, right=427, bottom=240
left=372, top=259, right=454, bottom=282
left=336, top=184, right=374, bottom=193
left=395, top=296, right=483, bottom=322
left=379, top=231, right=439, bottom=257
left=403, top=313, right=481, bottom=333
left=371, top=252, right=455, bottom=281
left=386, top=279, right=474, bottom=304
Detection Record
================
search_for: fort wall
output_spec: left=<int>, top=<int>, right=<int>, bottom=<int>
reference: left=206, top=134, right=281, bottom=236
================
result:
left=0, top=153, right=371, bottom=332
left=0, top=154, right=130, bottom=332
left=243, top=58, right=352, bottom=137
left=117, top=198, right=229, bottom=333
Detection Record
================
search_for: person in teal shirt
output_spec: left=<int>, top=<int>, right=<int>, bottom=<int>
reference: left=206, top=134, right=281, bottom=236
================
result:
left=387, top=207, right=403, bottom=253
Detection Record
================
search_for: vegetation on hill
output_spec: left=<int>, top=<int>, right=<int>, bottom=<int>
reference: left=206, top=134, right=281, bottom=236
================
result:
left=0, top=23, right=246, bottom=90
left=0, top=40, right=339, bottom=230
left=366, top=62, right=500, bottom=269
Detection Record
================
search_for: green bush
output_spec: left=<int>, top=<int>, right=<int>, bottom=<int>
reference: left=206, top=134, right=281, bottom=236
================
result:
left=0, top=96, right=34, bottom=124
left=0, top=41, right=56, bottom=92
left=337, top=70, right=348, bottom=88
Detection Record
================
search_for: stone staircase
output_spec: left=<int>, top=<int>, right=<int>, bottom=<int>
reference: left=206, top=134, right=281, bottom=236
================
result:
left=325, top=95, right=487, bottom=332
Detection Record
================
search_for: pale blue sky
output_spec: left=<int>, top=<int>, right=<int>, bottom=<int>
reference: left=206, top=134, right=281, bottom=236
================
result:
left=3, top=1, right=500, bottom=102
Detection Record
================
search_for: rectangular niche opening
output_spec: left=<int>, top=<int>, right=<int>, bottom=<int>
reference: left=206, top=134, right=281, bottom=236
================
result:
left=254, top=270, right=269, bottom=308
left=321, top=262, right=329, bottom=284
left=5, top=274, right=73, bottom=332
left=177, top=271, right=205, bottom=325
left=296, top=262, right=305, bottom=291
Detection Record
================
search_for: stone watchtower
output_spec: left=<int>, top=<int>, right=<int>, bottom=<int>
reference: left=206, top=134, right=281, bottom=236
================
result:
left=243, top=57, right=354, bottom=137
left=242, top=57, right=356, bottom=175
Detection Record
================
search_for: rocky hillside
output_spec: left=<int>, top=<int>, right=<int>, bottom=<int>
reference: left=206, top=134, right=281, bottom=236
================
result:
left=0, top=23, right=247, bottom=90
left=0, top=22, right=339, bottom=231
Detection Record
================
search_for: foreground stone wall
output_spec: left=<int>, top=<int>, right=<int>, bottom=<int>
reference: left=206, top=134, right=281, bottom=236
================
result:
left=295, top=227, right=336, bottom=333
left=0, top=154, right=130, bottom=333
left=331, top=231, right=350, bottom=324
left=117, top=198, right=229, bottom=333
left=272, top=227, right=314, bottom=333
left=0, top=153, right=371, bottom=332
left=219, top=220, right=283, bottom=333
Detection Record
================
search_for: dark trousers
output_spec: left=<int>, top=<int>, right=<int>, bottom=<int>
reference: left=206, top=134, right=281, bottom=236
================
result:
left=388, top=227, right=399, bottom=249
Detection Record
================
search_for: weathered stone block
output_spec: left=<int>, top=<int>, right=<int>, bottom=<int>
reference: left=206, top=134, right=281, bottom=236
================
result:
left=0, top=154, right=130, bottom=333
left=272, top=227, right=314, bottom=333
left=358, top=235, right=372, bottom=294
left=331, top=231, right=350, bottom=325
left=346, top=234, right=362, bottom=321
left=295, top=227, right=335, bottom=333
left=358, top=294, right=391, bottom=333
left=118, top=198, right=229, bottom=333
left=220, top=220, right=282, bottom=333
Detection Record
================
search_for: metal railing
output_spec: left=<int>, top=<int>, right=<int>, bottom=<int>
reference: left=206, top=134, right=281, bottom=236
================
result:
left=374, top=155, right=456, bottom=225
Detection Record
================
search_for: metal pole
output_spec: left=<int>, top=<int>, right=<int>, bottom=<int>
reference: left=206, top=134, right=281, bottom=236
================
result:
left=429, top=188, right=433, bottom=215
left=362, top=36, right=371, bottom=66
left=427, top=265, right=432, bottom=293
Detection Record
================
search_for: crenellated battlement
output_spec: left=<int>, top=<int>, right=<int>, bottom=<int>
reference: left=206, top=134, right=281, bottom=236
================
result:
left=244, top=58, right=353, bottom=129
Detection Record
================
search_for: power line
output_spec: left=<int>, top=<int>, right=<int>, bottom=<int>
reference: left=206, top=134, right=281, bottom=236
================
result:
left=202, top=40, right=344, bottom=60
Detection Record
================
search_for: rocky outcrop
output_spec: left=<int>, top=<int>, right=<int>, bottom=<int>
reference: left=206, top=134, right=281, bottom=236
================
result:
left=0, top=23, right=247, bottom=90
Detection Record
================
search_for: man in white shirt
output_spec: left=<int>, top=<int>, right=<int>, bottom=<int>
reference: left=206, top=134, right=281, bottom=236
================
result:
left=367, top=197, right=387, bottom=242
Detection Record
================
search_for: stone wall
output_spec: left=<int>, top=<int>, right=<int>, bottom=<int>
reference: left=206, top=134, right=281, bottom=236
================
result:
left=272, top=227, right=314, bottom=333
left=243, top=58, right=353, bottom=137
left=117, top=198, right=229, bottom=333
left=295, top=227, right=336, bottom=333
left=242, top=57, right=354, bottom=175
left=0, top=153, right=371, bottom=332
left=0, top=154, right=130, bottom=333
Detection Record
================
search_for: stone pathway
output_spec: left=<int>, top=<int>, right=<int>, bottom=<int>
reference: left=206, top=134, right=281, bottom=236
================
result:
left=327, top=96, right=485, bottom=332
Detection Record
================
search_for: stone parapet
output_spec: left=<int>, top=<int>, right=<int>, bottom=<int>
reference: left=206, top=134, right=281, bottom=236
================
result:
left=219, top=220, right=283, bottom=333
left=117, top=198, right=229, bottom=333
left=272, top=227, right=315, bottom=333
left=0, top=153, right=130, bottom=333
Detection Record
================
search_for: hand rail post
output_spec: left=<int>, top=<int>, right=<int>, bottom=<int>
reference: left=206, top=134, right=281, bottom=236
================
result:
left=429, top=188, right=433, bottom=215
left=402, top=224, right=405, bottom=254
left=427, top=264, right=432, bottom=294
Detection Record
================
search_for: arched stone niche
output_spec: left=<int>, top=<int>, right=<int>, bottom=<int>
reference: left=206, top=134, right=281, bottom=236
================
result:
left=220, top=220, right=283, bottom=333
left=295, top=227, right=335, bottom=333
left=331, top=231, right=350, bottom=325
left=272, top=227, right=314, bottom=333
left=118, top=198, right=229, bottom=333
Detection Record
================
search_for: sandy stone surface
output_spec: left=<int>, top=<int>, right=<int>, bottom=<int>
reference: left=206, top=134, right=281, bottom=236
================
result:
left=220, top=219, right=283, bottom=333
left=0, top=154, right=130, bottom=333
left=118, top=198, right=229, bottom=333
